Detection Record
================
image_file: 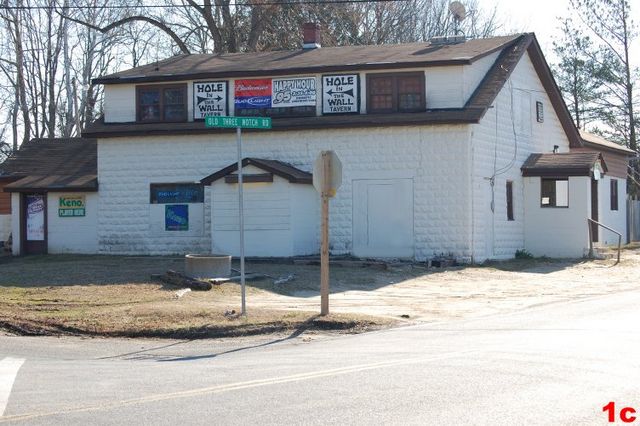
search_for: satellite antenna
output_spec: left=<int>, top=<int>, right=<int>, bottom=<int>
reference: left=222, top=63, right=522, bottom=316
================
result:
left=449, top=1, right=466, bottom=35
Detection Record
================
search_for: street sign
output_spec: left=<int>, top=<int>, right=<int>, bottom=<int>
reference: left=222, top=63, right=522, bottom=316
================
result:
left=313, top=150, right=342, bottom=197
left=205, top=115, right=271, bottom=129
left=204, top=115, right=272, bottom=317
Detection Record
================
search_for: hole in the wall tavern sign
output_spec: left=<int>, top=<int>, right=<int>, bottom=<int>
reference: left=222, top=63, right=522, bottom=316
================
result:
left=193, top=81, right=228, bottom=119
left=59, top=195, right=86, bottom=217
left=322, top=74, right=359, bottom=114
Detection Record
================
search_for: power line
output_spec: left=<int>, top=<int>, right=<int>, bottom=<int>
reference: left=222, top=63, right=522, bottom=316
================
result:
left=0, top=0, right=411, bottom=11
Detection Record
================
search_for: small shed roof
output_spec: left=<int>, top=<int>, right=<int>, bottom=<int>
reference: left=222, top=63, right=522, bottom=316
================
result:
left=521, top=152, right=607, bottom=177
left=0, top=138, right=97, bottom=192
left=201, top=158, right=312, bottom=185
left=579, top=131, right=636, bottom=155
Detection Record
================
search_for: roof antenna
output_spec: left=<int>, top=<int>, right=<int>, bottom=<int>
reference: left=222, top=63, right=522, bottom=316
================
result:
left=449, top=1, right=466, bottom=36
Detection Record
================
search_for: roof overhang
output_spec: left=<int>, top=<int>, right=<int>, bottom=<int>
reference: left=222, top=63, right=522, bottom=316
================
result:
left=201, top=158, right=312, bottom=185
left=521, top=153, right=607, bottom=177
left=3, top=175, right=98, bottom=193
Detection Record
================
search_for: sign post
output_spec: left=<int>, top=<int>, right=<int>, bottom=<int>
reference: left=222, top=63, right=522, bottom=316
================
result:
left=206, top=115, right=272, bottom=316
left=313, top=151, right=342, bottom=316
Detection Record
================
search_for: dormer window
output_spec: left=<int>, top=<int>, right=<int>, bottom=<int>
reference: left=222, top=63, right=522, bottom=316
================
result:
left=136, top=84, right=187, bottom=122
left=367, top=72, right=425, bottom=114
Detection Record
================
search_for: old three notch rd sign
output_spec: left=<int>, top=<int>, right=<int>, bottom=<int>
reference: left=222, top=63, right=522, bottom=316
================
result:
left=205, top=116, right=272, bottom=129
left=313, top=151, right=342, bottom=197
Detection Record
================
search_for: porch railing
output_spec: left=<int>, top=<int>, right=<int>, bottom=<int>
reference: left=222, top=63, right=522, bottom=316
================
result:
left=587, top=218, right=622, bottom=265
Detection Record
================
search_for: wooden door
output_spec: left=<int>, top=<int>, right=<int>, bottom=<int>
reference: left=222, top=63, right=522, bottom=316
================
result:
left=21, top=193, right=47, bottom=255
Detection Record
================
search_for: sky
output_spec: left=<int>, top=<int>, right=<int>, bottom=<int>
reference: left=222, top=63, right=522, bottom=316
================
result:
left=483, top=0, right=640, bottom=66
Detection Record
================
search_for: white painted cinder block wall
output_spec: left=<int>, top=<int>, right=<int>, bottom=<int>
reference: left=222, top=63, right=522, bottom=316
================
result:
left=469, top=52, right=573, bottom=261
left=524, top=176, right=591, bottom=258
left=598, top=176, right=627, bottom=246
left=47, top=192, right=99, bottom=254
left=97, top=125, right=471, bottom=259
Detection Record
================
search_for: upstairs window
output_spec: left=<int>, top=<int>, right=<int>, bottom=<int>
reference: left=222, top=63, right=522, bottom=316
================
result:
left=541, top=178, right=569, bottom=208
left=367, top=72, right=425, bottom=114
left=137, top=84, right=187, bottom=122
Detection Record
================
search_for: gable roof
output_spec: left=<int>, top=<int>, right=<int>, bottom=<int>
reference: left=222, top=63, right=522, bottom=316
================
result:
left=0, top=138, right=98, bottom=192
left=94, top=35, right=521, bottom=84
left=84, top=33, right=582, bottom=149
left=521, top=152, right=607, bottom=177
left=201, top=158, right=312, bottom=185
left=580, top=130, right=635, bottom=155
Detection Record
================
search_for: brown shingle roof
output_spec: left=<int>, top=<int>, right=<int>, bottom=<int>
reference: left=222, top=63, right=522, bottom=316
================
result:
left=0, top=138, right=97, bottom=192
left=94, top=35, right=521, bottom=84
left=521, top=152, right=607, bottom=177
left=201, top=158, right=312, bottom=185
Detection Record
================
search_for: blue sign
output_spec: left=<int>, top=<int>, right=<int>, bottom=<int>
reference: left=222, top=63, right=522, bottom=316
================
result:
left=165, top=204, right=189, bottom=231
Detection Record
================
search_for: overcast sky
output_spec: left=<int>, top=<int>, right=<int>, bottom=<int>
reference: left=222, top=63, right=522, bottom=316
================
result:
left=482, top=0, right=639, bottom=66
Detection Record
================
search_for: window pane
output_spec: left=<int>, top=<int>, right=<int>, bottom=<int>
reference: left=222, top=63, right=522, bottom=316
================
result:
left=371, top=95, right=393, bottom=110
left=139, top=89, right=160, bottom=121
left=164, top=88, right=184, bottom=105
left=370, top=77, right=393, bottom=94
left=611, top=179, right=618, bottom=210
left=164, top=104, right=185, bottom=121
left=541, top=179, right=555, bottom=206
left=399, top=93, right=422, bottom=110
left=555, top=180, right=569, bottom=207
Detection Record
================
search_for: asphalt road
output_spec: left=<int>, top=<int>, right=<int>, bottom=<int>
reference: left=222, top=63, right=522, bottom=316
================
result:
left=1, top=290, right=639, bottom=425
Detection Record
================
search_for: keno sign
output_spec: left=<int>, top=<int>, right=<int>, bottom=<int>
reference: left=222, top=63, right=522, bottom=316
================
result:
left=322, top=74, right=359, bottom=114
left=193, top=81, right=227, bottom=119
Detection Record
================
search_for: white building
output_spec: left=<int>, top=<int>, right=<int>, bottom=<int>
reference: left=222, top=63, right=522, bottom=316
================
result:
left=2, top=28, right=633, bottom=260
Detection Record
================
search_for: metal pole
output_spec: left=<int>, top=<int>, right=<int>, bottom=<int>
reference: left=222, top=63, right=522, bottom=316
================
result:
left=237, top=126, right=246, bottom=316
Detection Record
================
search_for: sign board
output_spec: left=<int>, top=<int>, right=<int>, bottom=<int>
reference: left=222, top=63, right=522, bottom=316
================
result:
left=313, top=151, right=342, bottom=197
left=234, top=79, right=272, bottom=109
left=26, top=195, right=45, bottom=240
left=193, top=81, right=227, bottom=119
left=272, top=77, right=317, bottom=108
left=165, top=204, right=189, bottom=231
left=59, top=195, right=86, bottom=217
left=205, top=116, right=271, bottom=129
left=322, top=74, right=359, bottom=114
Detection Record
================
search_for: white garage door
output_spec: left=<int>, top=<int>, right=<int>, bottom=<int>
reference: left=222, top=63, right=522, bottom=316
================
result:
left=353, top=179, right=414, bottom=258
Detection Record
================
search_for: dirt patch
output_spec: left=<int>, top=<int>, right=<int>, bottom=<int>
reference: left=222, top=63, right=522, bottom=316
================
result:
left=1, top=250, right=638, bottom=338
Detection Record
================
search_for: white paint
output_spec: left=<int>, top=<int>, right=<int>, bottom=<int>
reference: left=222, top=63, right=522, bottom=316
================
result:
left=0, top=215, right=10, bottom=245
left=353, top=179, right=414, bottom=258
left=95, top=49, right=578, bottom=261
left=0, top=357, right=25, bottom=417
left=598, top=176, right=627, bottom=246
left=104, top=85, right=136, bottom=123
left=470, top=51, right=573, bottom=261
left=210, top=166, right=318, bottom=257
left=98, top=124, right=470, bottom=259
left=524, top=176, right=591, bottom=258
left=47, top=192, right=99, bottom=254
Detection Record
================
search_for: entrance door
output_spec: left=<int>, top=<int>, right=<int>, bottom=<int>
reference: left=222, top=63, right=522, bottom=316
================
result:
left=590, top=179, right=599, bottom=243
left=353, top=179, right=414, bottom=258
left=22, top=193, right=47, bottom=254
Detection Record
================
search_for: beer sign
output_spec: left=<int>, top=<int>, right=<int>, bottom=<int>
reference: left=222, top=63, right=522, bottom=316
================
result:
left=322, top=74, right=359, bottom=114
left=193, top=81, right=228, bottom=119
